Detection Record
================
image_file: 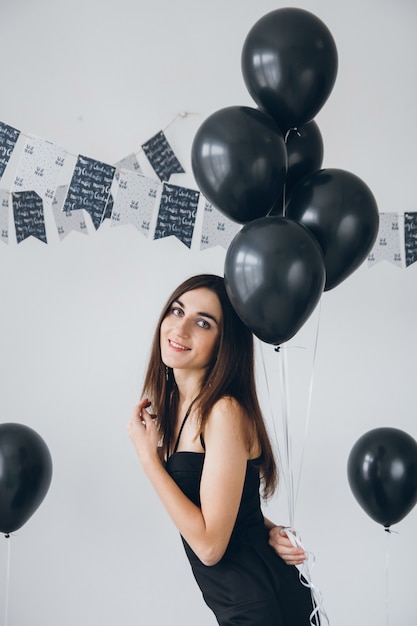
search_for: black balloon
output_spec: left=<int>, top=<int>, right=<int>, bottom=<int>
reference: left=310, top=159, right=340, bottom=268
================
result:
left=285, top=122, right=324, bottom=194
left=242, top=8, right=338, bottom=131
left=191, top=105, right=287, bottom=224
left=0, top=423, right=53, bottom=534
left=347, top=427, right=417, bottom=528
left=269, top=121, right=324, bottom=216
left=286, top=168, right=379, bottom=290
left=224, top=216, right=325, bottom=345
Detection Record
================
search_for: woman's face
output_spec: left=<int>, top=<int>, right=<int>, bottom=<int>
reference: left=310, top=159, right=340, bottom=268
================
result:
left=160, top=287, right=222, bottom=375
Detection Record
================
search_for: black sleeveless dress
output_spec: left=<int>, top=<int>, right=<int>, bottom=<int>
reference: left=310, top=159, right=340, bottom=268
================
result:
left=165, top=419, right=318, bottom=625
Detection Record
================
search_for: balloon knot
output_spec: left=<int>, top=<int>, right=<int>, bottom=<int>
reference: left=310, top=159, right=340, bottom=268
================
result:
left=274, top=345, right=281, bottom=352
left=4, top=533, right=10, bottom=539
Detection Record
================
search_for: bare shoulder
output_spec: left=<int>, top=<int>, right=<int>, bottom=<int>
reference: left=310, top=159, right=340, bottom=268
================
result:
left=209, top=396, right=245, bottom=423
left=204, top=396, right=249, bottom=447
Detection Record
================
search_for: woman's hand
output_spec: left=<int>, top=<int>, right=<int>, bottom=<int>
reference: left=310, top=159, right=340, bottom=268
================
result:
left=268, top=525, right=307, bottom=566
left=127, top=399, right=161, bottom=473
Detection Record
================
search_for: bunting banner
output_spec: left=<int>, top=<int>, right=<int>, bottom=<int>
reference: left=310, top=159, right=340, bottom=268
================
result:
left=404, top=212, right=417, bottom=268
left=52, top=185, right=87, bottom=240
left=201, top=201, right=241, bottom=250
left=12, top=190, right=47, bottom=244
left=0, top=117, right=415, bottom=269
left=111, top=170, right=160, bottom=237
left=11, top=135, right=66, bottom=207
left=0, top=189, right=9, bottom=244
left=154, top=183, right=199, bottom=248
left=367, top=213, right=403, bottom=268
left=62, top=155, right=116, bottom=230
left=142, top=130, right=185, bottom=182
left=0, top=121, right=20, bottom=181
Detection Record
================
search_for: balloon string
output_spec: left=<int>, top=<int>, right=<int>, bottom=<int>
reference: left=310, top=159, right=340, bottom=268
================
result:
left=3, top=534, right=11, bottom=626
left=384, top=528, right=397, bottom=626
left=259, top=342, right=291, bottom=502
left=277, top=346, right=295, bottom=527
left=283, top=527, right=330, bottom=626
left=294, top=300, right=322, bottom=510
left=385, top=530, right=390, bottom=626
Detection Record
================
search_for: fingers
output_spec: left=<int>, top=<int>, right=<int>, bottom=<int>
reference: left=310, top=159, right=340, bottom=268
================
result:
left=139, top=400, right=156, bottom=426
left=138, top=398, right=151, bottom=413
left=127, top=399, right=150, bottom=433
left=268, top=527, right=306, bottom=565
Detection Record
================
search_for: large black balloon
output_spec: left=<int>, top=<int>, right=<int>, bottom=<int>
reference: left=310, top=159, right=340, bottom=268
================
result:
left=224, top=216, right=325, bottom=345
left=191, top=105, right=287, bottom=224
left=0, top=423, right=53, bottom=534
left=286, top=168, right=379, bottom=291
left=347, top=428, right=417, bottom=528
left=242, top=8, right=338, bottom=131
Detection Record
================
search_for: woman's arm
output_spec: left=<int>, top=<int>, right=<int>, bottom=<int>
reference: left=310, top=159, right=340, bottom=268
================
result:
left=127, top=397, right=249, bottom=566
left=264, top=517, right=307, bottom=565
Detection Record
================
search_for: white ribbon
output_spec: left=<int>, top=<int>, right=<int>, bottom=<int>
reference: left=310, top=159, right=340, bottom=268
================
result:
left=283, top=527, right=330, bottom=626
left=3, top=534, right=12, bottom=626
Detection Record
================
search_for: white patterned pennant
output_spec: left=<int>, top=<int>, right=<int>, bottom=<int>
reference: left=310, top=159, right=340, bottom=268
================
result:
left=11, top=134, right=66, bottom=206
left=200, top=200, right=241, bottom=250
left=111, top=170, right=160, bottom=237
left=367, top=213, right=403, bottom=268
left=114, top=153, right=143, bottom=175
left=52, top=185, right=88, bottom=240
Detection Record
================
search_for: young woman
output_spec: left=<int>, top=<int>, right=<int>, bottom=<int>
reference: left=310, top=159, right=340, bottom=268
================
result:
left=127, top=274, right=317, bottom=625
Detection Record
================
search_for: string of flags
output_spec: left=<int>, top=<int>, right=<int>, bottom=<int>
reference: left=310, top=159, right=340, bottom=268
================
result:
left=0, top=119, right=415, bottom=267
left=0, top=118, right=240, bottom=252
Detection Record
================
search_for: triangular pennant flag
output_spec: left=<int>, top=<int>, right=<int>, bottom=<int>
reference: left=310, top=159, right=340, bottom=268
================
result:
left=63, top=155, right=116, bottom=230
left=200, top=200, right=241, bottom=250
left=11, top=134, right=66, bottom=206
left=111, top=170, right=159, bottom=237
left=52, top=185, right=88, bottom=240
left=367, top=213, right=403, bottom=268
left=154, top=183, right=199, bottom=248
left=142, top=131, right=185, bottom=181
left=0, top=189, right=9, bottom=244
left=12, top=190, right=47, bottom=244
left=0, top=121, right=20, bottom=182
left=404, top=212, right=417, bottom=268
left=114, top=153, right=143, bottom=175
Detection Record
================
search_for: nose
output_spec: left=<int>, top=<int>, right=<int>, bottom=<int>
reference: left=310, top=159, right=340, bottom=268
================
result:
left=174, top=315, right=191, bottom=338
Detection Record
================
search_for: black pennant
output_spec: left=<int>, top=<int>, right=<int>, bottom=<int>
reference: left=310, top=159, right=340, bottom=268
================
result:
left=63, top=155, right=115, bottom=229
left=12, top=190, right=47, bottom=244
left=142, top=131, right=185, bottom=182
left=154, top=183, right=199, bottom=248
left=404, top=212, right=417, bottom=267
left=0, top=121, right=20, bottom=181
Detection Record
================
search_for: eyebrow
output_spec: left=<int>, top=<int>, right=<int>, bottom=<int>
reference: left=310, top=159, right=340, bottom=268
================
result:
left=174, top=299, right=220, bottom=326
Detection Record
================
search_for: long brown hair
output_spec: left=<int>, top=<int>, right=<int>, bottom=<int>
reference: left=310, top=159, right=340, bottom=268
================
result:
left=141, top=274, right=277, bottom=498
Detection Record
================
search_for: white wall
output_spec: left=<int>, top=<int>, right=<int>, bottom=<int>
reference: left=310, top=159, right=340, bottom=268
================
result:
left=0, top=0, right=416, bottom=624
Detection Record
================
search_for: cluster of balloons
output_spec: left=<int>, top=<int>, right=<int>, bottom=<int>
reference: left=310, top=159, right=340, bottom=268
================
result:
left=348, top=428, right=417, bottom=529
left=191, top=8, right=379, bottom=345
left=0, top=423, right=53, bottom=535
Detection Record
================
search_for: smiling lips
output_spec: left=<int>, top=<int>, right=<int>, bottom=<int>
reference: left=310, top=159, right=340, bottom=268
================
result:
left=169, top=339, right=191, bottom=351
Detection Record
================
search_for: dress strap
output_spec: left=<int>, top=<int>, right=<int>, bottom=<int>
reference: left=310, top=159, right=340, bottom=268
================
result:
left=171, top=400, right=196, bottom=455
